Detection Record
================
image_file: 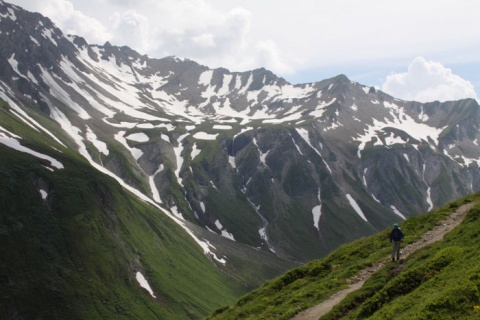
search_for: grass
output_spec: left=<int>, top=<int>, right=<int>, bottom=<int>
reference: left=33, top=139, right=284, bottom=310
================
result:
left=207, top=193, right=479, bottom=320
left=0, top=143, right=248, bottom=319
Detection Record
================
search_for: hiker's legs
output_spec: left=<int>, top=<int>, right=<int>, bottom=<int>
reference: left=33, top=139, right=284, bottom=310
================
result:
left=394, top=241, right=401, bottom=261
left=391, top=241, right=401, bottom=261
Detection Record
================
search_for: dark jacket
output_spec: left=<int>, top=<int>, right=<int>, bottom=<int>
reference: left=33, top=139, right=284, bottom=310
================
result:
left=390, top=227, right=404, bottom=242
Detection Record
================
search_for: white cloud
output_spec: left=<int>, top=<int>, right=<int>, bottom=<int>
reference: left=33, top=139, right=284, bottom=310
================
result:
left=255, top=40, right=293, bottom=75
left=191, top=33, right=216, bottom=48
left=382, top=57, right=478, bottom=103
left=14, top=0, right=112, bottom=44
left=110, top=10, right=153, bottom=53
left=140, top=4, right=292, bottom=73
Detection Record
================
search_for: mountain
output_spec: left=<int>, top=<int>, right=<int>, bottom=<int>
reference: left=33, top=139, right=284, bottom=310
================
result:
left=2, top=1, right=479, bottom=262
left=1, top=0, right=480, bottom=317
left=207, top=194, right=480, bottom=319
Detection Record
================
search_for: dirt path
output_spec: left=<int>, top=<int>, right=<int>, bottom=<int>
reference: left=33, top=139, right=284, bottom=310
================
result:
left=291, top=202, right=476, bottom=320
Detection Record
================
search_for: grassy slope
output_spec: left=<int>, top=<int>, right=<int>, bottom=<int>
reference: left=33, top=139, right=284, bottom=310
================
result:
left=0, top=144, right=247, bottom=319
left=0, top=101, right=255, bottom=319
left=208, top=193, right=480, bottom=319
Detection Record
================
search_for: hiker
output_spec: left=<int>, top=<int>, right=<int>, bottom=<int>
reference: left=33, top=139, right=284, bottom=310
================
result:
left=390, top=223, right=404, bottom=261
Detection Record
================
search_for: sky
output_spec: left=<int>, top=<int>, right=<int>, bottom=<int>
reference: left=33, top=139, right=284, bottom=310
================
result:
left=7, top=0, right=480, bottom=103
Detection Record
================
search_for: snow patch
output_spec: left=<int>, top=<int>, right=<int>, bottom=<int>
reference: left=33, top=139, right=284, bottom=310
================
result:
left=214, top=220, right=235, bottom=241
left=39, top=66, right=91, bottom=119
left=213, top=125, right=232, bottom=130
left=41, top=28, right=58, bottom=46
left=135, top=272, right=156, bottom=298
left=136, top=123, right=155, bottom=129
left=85, top=126, right=109, bottom=156
left=346, top=194, right=368, bottom=222
left=114, top=131, right=143, bottom=160
left=103, top=119, right=137, bottom=128
left=157, top=134, right=168, bottom=144
left=173, top=134, right=188, bottom=186
left=296, top=128, right=332, bottom=173
left=191, top=143, right=201, bottom=160
left=149, top=164, right=164, bottom=203
left=39, top=189, right=48, bottom=200
left=199, top=70, right=213, bottom=86
left=391, top=206, right=407, bottom=220
left=426, top=186, right=433, bottom=211
left=221, top=230, right=235, bottom=241
left=187, top=234, right=226, bottom=264
left=193, top=132, right=218, bottom=140
left=291, top=135, right=304, bottom=156
left=312, top=189, right=322, bottom=231
left=8, top=54, right=22, bottom=78
left=422, top=162, right=434, bottom=211
left=0, top=7, right=17, bottom=20
left=418, top=106, right=429, bottom=122
left=217, top=74, right=232, bottom=96
left=126, top=132, right=149, bottom=143
left=0, top=125, right=20, bottom=139
left=384, top=132, right=409, bottom=146
left=0, top=136, right=64, bottom=170
left=355, top=103, right=445, bottom=158
left=262, top=112, right=303, bottom=123
left=229, top=155, right=236, bottom=169
left=170, top=206, right=185, bottom=220
left=316, top=97, right=336, bottom=114
left=0, top=83, right=65, bottom=147
left=253, top=138, right=269, bottom=166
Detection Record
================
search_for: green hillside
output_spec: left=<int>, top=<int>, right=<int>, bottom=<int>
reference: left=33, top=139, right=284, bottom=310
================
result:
left=0, top=138, right=238, bottom=319
left=0, top=100, right=295, bottom=319
left=208, top=193, right=480, bottom=319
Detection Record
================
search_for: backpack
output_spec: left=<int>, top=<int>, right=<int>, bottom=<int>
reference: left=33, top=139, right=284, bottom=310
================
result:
left=391, top=228, right=403, bottom=241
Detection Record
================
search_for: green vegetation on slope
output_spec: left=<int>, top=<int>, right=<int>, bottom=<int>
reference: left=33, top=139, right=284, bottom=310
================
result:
left=0, top=102, right=247, bottom=319
left=0, top=144, right=246, bottom=319
left=208, top=193, right=480, bottom=319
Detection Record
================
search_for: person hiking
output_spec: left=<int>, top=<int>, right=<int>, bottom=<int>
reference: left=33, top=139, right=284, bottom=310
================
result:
left=390, top=223, right=404, bottom=261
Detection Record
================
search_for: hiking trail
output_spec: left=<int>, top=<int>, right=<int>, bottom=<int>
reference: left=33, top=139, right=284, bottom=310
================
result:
left=291, top=202, right=476, bottom=320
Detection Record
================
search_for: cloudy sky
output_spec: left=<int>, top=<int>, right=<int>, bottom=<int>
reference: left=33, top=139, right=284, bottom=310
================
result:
left=8, top=0, right=480, bottom=102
